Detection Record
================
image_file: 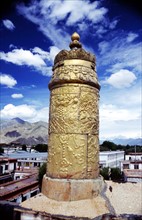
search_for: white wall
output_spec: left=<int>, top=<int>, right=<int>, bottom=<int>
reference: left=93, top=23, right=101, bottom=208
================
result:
left=99, top=151, right=124, bottom=168
left=125, top=154, right=142, bottom=161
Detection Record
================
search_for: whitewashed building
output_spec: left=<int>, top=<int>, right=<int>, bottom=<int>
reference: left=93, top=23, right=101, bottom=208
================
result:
left=99, top=151, right=124, bottom=168
left=121, top=152, right=142, bottom=171
left=8, top=151, right=47, bottom=170
left=123, top=169, right=142, bottom=183
left=125, top=152, right=142, bottom=161
left=121, top=152, right=142, bottom=183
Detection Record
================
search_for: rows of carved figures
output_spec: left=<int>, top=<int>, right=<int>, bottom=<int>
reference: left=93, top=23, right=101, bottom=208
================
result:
left=50, top=65, right=99, bottom=86
left=49, top=84, right=99, bottom=135
left=47, top=133, right=99, bottom=179
left=47, top=83, right=99, bottom=179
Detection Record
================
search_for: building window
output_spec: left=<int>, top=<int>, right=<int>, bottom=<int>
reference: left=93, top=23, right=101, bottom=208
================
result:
left=34, top=163, right=37, bottom=167
left=129, top=157, right=131, bottom=160
left=134, top=164, right=139, bottom=169
left=123, top=164, right=129, bottom=169
left=5, top=165, right=8, bottom=170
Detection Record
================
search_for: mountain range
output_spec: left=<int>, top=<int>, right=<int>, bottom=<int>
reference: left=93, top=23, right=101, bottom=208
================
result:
left=0, top=118, right=141, bottom=146
left=0, top=117, right=48, bottom=145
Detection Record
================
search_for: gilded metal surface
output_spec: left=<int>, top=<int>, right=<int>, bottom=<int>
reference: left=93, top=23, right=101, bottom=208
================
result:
left=87, top=135, right=99, bottom=178
left=47, top=33, right=100, bottom=179
left=49, top=63, right=99, bottom=90
left=47, top=83, right=100, bottom=178
left=54, top=48, right=95, bottom=65
left=49, top=84, right=99, bottom=135
left=69, top=32, right=82, bottom=49
left=47, top=133, right=87, bottom=179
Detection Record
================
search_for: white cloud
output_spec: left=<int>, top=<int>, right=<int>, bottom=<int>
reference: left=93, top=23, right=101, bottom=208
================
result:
left=49, top=46, right=60, bottom=62
left=126, top=32, right=138, bottom=43
left=99, top=104, right=141, bottom=139
left=0, top=46, right=59, bottom=76
left=0, top=104, right=49, bottom=122
left=100, top=104, right=139, bottom=122
left=0, top=73, right=17, bottom=88
left=11, top=94, right=24, bottom=99
left=0, top=48, right=45, bottom=67
left=98, top=32, right=141, bottom=73
left=38, top=0, right=107, bottom=26
left=109, top=19, right=118, bottom=29
left=1, top=104, right=36, bottom=119
left=103, top=69, right=137, bottom=88
left=95, top=26, right=107, bottom=37
left=2, top=19, right=15, bottom=30
left=17, top=0, right=109, bottom=48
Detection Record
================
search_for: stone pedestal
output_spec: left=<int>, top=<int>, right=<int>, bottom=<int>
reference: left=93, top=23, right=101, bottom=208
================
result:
left=42, top=175, right=104, bottom=201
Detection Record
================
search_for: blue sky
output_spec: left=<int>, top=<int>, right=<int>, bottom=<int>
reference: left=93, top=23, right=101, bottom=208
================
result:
left=0, top=0, right=141, bottom=140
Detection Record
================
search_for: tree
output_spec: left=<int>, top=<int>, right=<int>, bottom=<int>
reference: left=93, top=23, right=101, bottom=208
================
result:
left=22, top=144, right=27, bottom=151
left=35, top=144, right=48, bottom=152
left=100, top=167, right=109, bottom=180
left=100, top=167, right=122, bottom=182
left=0, top=146, right=4, bottom=154
left=110, top=168, right=122, bottom=181
left=38, top=163, right=46, bottom=188
left=101, top=141, right=117, bottom=151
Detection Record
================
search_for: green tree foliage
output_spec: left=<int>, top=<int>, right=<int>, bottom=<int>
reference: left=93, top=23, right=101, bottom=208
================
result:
left=38, top=162, right=46, bottom=188
left=35, top=144, right=48, bottom=152
left=100, top=141, right=142, bottom=154
left=0, top=146, right=4, bottom=154
left=100, top=167, right=109, bottom=180
left=100, top=167, right=122, bottom=182
left=100, top=141, right=117, bottom=151
left=22, top=144, right=27, bottom=151
left=110, top=168, right=122, bottom=181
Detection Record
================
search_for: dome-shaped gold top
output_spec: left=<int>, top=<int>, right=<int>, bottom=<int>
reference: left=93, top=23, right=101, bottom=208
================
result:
left=54, top=32, right=96, bottom=65
left=69, top=32, right=82, bottom=49
left=71, top=32, right=80, bottom=41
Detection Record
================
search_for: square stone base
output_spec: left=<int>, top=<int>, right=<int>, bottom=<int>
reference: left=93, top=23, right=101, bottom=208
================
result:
left=42, top=175, right=104, bottom=201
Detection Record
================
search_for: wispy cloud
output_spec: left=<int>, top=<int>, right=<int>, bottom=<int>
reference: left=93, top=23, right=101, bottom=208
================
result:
left=0, top=46, right=59, bottom=76
left=98, top=31, right=141, bottom=74
left=17, top=0, right=114, bottom=48
left=126, top=32, right=138, bottom=43
left=2, top=19, right=15, bottom=31
left=0, top=73, right=17, bottom=88
left=11, top=93, right=24, bottom=99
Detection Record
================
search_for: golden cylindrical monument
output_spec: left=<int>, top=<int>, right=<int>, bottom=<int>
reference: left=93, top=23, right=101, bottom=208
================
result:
left=42, top=33, right=104, bottom=201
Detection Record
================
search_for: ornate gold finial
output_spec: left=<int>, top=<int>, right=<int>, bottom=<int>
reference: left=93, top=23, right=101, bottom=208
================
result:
left=69, top=32, right=82, bottom=49
left=71, top=32, right=80, bottom=41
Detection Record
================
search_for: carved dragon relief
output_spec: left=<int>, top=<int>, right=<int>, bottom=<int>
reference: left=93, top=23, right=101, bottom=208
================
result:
left=49, top=85, right=99, bottom=135
left=47, top=133, right=87, bottom=178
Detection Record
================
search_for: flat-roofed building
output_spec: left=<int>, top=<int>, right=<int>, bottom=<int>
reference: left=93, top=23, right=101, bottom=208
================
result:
left=0, top=173, right=39, bottom=203
left=99, top=151, right=124, bottom=168
left=123, top=169, right=142, bottom=183
left=121, top=160, right=142, bottom=171
left=0, top=157, right=17, bottom=184
left=125, top=152, right=142, bottom=161
left=8, top=151, right=47, bottom=170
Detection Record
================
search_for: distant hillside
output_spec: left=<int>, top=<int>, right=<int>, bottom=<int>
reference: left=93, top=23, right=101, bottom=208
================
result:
left=0, top=117, right=48, bottom=145
left=111, top=138, right=142, bottom=146
left=100, top=138, right=142, bottom=146
left=0, top=118, right=141, bottom=146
